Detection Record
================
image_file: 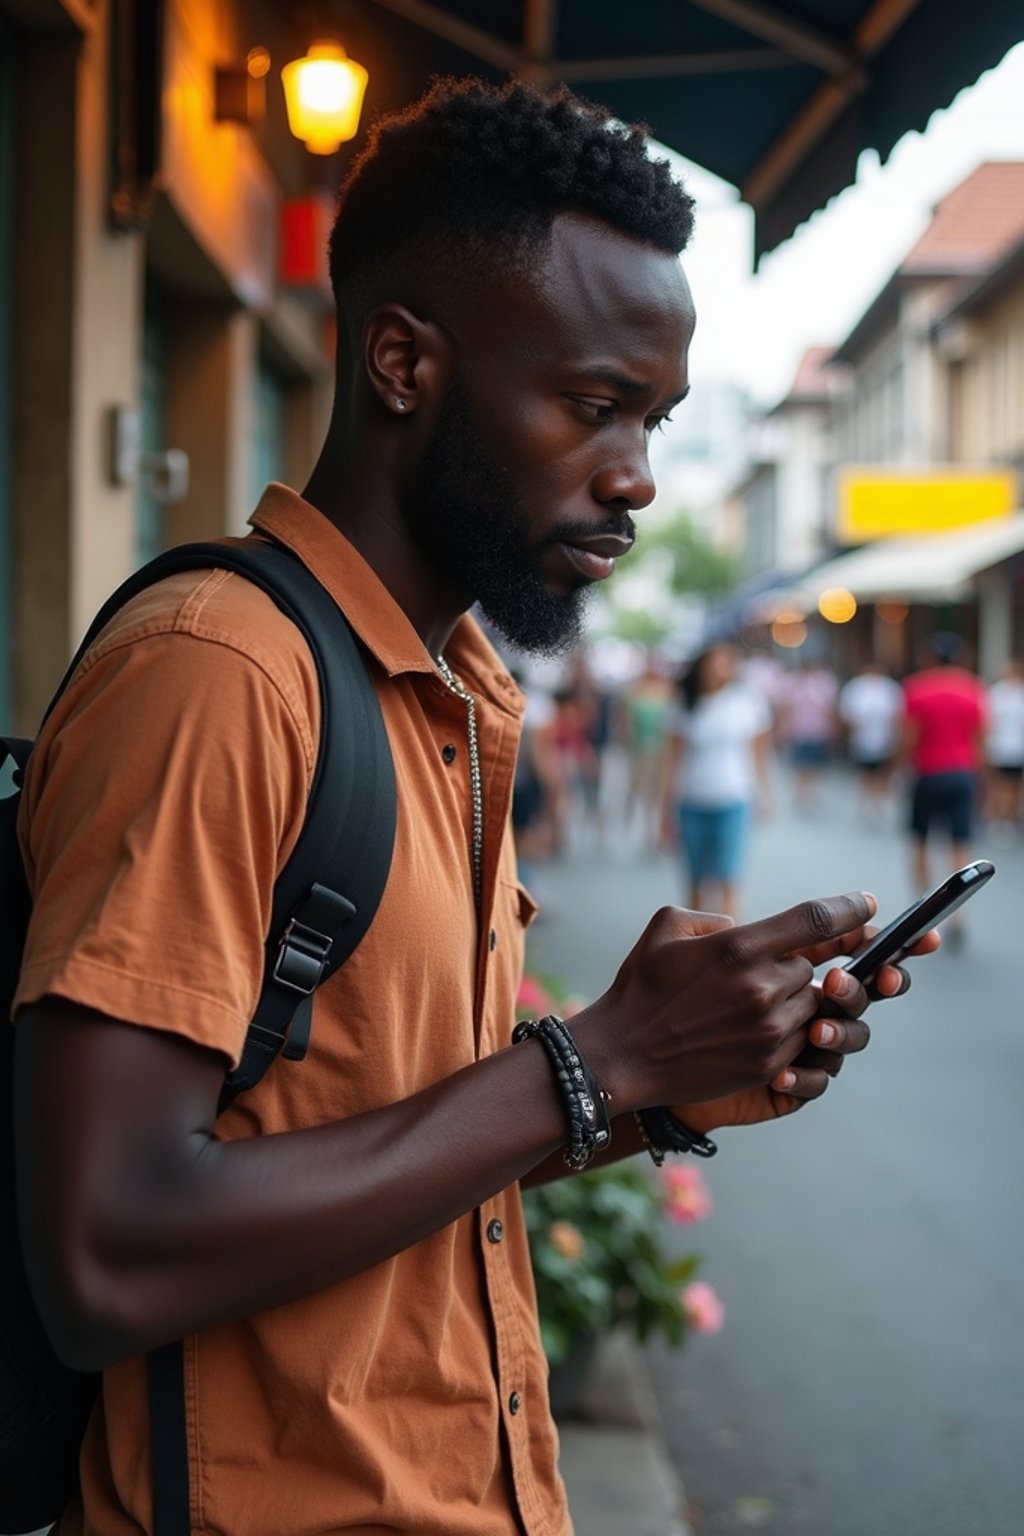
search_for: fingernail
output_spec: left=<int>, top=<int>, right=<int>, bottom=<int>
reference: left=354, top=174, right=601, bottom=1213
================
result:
left=779, top=1070, right=796, bottom=1089
left=829, top=969, right=855, bottom=996
left=861, top=891, right=877, bottom=913
left=817, top=1022, right=836, bottom=1045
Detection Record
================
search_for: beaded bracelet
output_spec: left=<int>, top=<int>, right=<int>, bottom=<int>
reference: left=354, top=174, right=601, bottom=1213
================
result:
left=512, top=1013, right=612, bottom=1170
left=634, top=1107, right=718, bottom=1166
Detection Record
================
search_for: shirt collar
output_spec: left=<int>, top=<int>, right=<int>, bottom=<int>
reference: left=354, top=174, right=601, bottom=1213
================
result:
left=249, top=484, right=524, bottom=719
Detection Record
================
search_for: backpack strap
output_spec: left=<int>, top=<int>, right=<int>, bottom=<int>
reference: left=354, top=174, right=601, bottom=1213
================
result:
left=13, top=538, right=397, bottom=1536
left=1, top=737, right=32, bottom=779
left=38, top=538, right=396, bottom=1098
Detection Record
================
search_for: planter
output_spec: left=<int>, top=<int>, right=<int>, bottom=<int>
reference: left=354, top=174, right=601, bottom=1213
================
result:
left=547, top=1329, right=599, bottom=1420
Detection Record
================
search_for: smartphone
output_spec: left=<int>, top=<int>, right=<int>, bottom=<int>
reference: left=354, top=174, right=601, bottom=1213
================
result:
left=843, top=859, right=996, bottom=986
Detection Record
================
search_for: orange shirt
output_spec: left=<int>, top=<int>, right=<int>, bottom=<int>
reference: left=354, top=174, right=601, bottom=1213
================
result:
left=15, top=486, right=570, bottom=1535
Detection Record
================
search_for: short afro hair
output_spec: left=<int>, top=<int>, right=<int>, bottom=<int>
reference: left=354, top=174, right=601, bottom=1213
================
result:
left=328, top=76, right=695, bottom=331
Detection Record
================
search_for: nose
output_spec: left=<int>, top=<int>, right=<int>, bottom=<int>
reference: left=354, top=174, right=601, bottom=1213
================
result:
left=590, top=437, right=657, bottom=512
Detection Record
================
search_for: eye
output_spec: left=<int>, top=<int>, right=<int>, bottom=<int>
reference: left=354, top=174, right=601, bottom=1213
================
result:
left=569, top=396, right=617, bottom=424
left=647, top=414, right=674, bottom=436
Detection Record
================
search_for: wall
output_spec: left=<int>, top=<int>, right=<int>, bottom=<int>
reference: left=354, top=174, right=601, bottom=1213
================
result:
left=2, top=0, right=335, bottom=730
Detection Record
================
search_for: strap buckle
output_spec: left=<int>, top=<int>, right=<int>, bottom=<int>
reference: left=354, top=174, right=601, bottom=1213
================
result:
left=272, top=918, right=334, bottom=995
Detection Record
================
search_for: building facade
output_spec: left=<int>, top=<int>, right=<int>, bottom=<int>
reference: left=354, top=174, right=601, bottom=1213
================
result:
left=716, top=163, right=1024, bottom=678
left=1, top=0, right=338, bottom=734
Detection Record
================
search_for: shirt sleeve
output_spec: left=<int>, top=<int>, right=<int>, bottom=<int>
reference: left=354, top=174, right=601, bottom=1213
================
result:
left=15, top=626, right=316, bottom=1067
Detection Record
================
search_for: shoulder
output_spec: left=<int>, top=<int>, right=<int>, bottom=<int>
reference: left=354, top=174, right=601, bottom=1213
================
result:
left=75, top=566, right=320, bottom=752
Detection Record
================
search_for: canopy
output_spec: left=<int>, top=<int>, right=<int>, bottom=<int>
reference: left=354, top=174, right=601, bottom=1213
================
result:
left=750, top=514, right=1024, bottom=616
left=352, top=1, right=1021, bottom=260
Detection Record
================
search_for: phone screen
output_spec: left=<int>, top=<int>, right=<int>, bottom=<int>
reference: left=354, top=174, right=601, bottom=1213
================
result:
left=843, top=859, right=995, bottom=985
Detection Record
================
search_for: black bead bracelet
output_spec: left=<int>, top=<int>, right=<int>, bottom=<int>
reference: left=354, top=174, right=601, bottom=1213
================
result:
left=634, top=1106, right=717, bottom=1166
left=512, top=1013, right=611, bottom=1170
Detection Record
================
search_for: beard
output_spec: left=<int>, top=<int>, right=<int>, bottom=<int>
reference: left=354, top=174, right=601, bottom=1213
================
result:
left=405, top=380, right=622, bottom=657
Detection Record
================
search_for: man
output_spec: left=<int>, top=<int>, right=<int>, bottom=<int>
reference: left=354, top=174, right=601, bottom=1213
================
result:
left=13, top=79, right=930, bottom=1535
left=902, top=631, right=988, bottom=932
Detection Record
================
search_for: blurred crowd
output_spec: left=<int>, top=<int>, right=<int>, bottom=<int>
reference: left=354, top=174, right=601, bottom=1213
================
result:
left=510, top=634, right=1023, bottom=926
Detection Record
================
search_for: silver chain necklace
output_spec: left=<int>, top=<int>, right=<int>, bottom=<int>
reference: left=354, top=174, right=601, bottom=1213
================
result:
left=435, top=654, right=483, bottom=906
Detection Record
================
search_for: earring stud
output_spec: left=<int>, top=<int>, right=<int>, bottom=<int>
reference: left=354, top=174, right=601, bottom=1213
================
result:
left=394, top=396, right=406, bottom=410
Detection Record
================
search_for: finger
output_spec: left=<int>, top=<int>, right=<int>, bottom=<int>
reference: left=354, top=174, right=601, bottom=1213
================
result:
left=820, top=965, right=871, bottom=1020
left=771, top=1065, right=831, bottom=1101
left=726, top=892, right=876, bottom=964
left=790, top=1042, right=844, bottom=1076
left=871, top=963, right=911, bottom=1000
left=789, top=923, right=878, bottom=967
left=665, top=906, right=736, bottom=939
left=774, top=955, right=818, bottom=1000
left=807, top=1018, right=871, bottom=1056
left=907, top=929, right=941, bottom=956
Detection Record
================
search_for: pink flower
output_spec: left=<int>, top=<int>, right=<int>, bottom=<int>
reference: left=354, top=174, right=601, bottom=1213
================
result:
left=548, top=1221, right=585, bottom=1260
left=661, top=1163, right=713, bottom=1224
left=681, top=1280, right=725, bottom=1335
left=516, top=975, right=553, bottom=1016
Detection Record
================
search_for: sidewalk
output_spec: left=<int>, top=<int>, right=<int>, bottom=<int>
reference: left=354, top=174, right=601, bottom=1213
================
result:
left=557, top=1331, right=693, bottom=1536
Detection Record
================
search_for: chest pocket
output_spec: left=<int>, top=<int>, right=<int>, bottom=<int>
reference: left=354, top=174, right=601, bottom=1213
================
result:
left=481, top=877, right=539, bottom=1056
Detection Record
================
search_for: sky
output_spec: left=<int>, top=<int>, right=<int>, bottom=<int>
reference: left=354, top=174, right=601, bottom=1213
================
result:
left=664, top=38, right=1024, bottom=409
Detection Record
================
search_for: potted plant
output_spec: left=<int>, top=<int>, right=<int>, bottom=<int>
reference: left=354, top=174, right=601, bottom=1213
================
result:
left=516, top=970, right=724, bottom=1414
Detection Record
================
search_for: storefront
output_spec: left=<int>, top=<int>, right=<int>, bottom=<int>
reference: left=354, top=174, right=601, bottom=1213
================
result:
left=0, top=11, right=13, bottom=730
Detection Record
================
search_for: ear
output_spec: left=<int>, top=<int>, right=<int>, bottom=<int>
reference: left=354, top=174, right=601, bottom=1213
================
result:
left=362, top=304, right=452, bottom=418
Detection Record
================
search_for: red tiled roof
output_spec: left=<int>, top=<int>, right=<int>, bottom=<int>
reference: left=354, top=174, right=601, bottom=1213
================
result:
left=788, top=345, right=835, bottom=400
left=902, top=162, right=1024, bottom=276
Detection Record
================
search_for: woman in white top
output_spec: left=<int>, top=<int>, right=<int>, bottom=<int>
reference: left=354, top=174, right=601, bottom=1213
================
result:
left=661, top=643, right=772, bottom=919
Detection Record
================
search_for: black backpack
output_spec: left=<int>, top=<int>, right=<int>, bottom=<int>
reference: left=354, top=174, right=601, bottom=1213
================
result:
left=1, top=537, right=397, bottom=1535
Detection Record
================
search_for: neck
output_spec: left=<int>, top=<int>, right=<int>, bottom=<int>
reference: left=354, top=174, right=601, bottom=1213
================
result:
left=302, top=424, right=469, bottom=657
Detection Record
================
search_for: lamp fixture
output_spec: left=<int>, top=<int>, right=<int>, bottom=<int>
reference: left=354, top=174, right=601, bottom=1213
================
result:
left=214, top=46, right=272, bottom=127
left=281, top=40, right=368, bottom=154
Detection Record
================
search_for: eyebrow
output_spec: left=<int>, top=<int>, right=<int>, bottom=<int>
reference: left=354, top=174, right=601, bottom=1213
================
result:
left=581, top=369, right=690, bottom=407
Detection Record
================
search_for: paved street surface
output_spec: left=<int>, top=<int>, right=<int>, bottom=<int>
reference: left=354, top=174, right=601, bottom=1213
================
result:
left=530, top=761, right=1024, bottom=1536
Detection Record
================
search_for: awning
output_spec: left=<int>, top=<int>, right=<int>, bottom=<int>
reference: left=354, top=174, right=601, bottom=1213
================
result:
left=351, top=2, right=1021, bottom=260
left=750, top=514, right=1024, bottom=616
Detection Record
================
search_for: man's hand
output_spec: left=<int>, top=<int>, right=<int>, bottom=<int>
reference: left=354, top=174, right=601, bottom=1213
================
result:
left=572, top=891, right=883, bottom=1116
left=671, top=922, right=941, bottom=1132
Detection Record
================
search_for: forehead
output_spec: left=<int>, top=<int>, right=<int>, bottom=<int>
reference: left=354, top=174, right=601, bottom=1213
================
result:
left=465, top=212, right=694, bottom=383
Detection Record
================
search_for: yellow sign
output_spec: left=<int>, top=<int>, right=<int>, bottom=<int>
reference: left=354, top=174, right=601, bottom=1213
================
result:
left=837, top=469, right=1016, bottom=543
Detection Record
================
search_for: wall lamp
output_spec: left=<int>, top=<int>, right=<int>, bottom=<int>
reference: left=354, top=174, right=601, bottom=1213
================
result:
left=215, top=39, right=368, bottom=154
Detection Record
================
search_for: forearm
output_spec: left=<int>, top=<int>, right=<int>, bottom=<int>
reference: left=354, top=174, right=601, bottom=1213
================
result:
left=17, top=1008, right=570, bottom=1368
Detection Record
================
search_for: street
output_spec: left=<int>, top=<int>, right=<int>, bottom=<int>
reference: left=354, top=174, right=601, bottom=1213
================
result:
left=528, top=759, right=1024, bottom=1536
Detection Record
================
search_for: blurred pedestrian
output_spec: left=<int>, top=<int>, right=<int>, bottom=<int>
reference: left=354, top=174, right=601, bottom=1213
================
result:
left=661, top=643, right=773, bottom=918
left=838, top=661, right=904, bottom=824
left=738, top=640, right=785, bottom=732
left=621, top=652, right=674, bottom=851
left=548, top=683, right=599, bottom=854
left=984, top=658, right=1024, bottom=843
left=778, top=656, right=838, bottom=812
left=565, top=653, right=612, bottom=849
left=901, top=633, right=988, bottom=939
left=511, top=673, right=559, bottom=888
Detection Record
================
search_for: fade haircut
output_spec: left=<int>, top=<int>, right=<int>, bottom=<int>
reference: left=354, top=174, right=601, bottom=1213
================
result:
left=328, top=76, right=695, bottom=338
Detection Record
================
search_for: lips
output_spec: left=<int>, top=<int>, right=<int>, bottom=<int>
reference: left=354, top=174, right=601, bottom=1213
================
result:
left=557, top=533, right=634, bottom=582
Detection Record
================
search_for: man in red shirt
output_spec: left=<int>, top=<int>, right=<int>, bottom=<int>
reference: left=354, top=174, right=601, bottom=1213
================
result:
left=902, top=632, right=988, bottom=920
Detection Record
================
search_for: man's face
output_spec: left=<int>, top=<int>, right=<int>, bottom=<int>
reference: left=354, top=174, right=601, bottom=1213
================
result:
left=405, top=213, right=694, bottom=655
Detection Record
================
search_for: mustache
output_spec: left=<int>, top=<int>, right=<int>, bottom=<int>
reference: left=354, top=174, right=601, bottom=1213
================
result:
left=542, top=514, right=637, bottom=550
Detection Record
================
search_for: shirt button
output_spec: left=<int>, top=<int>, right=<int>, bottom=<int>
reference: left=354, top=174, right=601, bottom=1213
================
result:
left=489, top=928, right=497, bottom=951
left=442, top=743, right=457, bottom=764
left=487, top=1219, right=504, bottom=1243
left=508, top=1391, right=521, bottom=1415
